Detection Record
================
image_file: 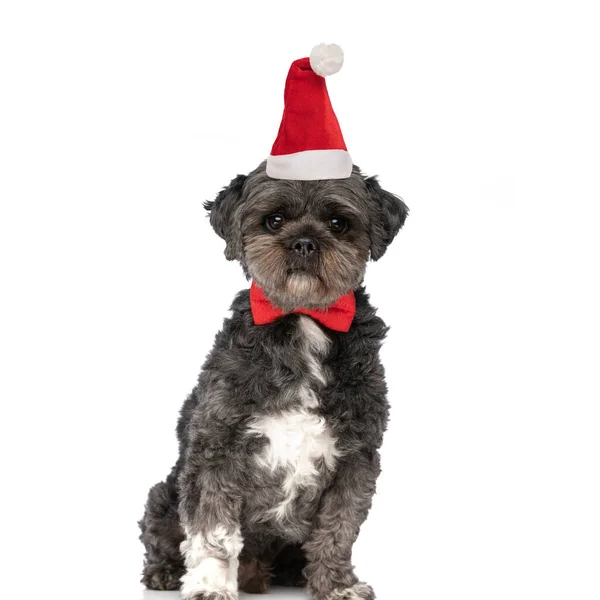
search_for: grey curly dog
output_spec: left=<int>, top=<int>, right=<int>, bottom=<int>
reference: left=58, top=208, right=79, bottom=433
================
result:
left=139, top=160, right=408, bottom=600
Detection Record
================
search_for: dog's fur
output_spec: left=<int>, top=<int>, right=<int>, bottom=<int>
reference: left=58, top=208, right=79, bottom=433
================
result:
left=139, top=161, right=408, bottom=600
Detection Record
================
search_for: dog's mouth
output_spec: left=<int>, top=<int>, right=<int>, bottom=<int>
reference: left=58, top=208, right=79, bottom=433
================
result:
left=286, top=256, right=321, bottom=276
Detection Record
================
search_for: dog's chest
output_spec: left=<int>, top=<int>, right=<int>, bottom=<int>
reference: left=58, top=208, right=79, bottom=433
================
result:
left=247, top=316, right=339, bottom=521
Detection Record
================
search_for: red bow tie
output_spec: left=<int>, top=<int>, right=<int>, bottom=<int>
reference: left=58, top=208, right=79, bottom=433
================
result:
left=250, top=282, right=356, bottom=332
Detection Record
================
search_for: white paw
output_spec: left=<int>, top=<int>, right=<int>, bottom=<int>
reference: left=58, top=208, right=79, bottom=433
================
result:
left=181, top=592, right=238, bottom=600
left=326, top=582, right=375, bottom=600
left=180, top=557, right=238, bottom=600
left=180, top=527, right=242, bottom=600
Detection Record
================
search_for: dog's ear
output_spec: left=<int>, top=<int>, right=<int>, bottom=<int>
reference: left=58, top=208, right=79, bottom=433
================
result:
left=365, top=175, right=409, bottom=261
left=203, top=174, right=247, bottom=261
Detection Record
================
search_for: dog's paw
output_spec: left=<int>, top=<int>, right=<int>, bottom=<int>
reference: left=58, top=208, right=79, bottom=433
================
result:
left=141, top=564, right=183, bottom=591
left=325, top=582, right=375, bottom=600
left=184, top=592, right=238, bottom=600
left=180, top=558, right=239, bottom=600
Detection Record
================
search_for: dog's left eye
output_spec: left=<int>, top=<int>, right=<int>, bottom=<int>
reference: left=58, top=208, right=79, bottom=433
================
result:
left=328, top=216, right=349, bottom=234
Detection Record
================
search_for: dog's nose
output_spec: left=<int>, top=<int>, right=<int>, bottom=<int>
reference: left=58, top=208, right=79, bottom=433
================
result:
left=291, top=237, right=318, bottom=257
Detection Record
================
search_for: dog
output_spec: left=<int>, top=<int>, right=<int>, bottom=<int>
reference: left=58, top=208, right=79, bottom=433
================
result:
left=139, top=160, right=408, bottom=600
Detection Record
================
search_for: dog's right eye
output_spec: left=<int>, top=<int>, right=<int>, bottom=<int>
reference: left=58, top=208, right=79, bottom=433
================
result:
left=265, top=214, right=285, bottom=231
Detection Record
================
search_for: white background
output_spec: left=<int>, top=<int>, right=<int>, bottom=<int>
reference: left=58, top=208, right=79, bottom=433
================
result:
left=1, top=1, right=599, bottom=599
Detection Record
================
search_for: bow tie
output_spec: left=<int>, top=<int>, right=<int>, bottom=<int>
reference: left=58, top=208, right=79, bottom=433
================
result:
left=250, top=282, right=356, bottom=332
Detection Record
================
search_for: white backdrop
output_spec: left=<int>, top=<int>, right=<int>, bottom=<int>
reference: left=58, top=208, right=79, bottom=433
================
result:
left=1, top=1, right=599, bottom=599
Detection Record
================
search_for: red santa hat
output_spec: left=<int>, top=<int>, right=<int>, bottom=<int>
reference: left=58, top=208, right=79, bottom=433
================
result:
left=266, top=43, right=352, bottom=181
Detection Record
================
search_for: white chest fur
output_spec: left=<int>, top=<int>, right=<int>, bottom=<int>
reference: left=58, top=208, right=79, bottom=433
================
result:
left=248, top=316, right=339, bottom=520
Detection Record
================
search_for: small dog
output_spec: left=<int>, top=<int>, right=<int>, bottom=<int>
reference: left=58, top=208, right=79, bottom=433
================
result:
left=139, top=160, right=408, bottom=599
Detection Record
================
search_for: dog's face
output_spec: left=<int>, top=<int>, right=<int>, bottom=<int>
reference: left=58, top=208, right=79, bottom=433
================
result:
left=205, top=162, right=408, bottom=311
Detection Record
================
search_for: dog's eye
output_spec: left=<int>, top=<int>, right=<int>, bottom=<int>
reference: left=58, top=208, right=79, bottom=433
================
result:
left=265, top=213, right=285, bottom=231
left=328, top=216, right=348, bottom=235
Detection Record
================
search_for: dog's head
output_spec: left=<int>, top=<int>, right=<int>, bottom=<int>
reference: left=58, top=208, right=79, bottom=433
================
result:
left=204, top=162, right=408, bottom=311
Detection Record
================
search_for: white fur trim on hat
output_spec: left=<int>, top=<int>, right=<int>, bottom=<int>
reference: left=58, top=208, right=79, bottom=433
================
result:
left=266, top=149, right=353, bottom=180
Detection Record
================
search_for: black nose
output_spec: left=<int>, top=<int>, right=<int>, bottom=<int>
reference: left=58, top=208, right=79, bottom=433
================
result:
left=291, top=237, right=318, bottom=257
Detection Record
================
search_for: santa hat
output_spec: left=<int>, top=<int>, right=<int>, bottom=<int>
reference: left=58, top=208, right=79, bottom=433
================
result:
left=266, top=43, right=352, bottom=181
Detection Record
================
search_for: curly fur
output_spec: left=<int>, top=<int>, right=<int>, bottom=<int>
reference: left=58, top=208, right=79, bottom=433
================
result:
left=139, top=161, right=408, bottom=599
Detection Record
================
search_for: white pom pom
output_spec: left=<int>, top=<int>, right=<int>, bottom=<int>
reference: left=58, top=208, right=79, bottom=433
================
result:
left=309, top=43, right=344, bottom=77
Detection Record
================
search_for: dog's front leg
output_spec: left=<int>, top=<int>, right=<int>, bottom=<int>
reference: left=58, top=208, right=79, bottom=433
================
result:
left=303, top=450, right=380, bottom=600
left=178, top=455, right=243, bottom=600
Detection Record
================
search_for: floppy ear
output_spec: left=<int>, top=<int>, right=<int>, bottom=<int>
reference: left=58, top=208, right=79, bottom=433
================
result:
left=365, top=175, right=409, bottom=261
left=203, top=174, right=247, bottom=261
